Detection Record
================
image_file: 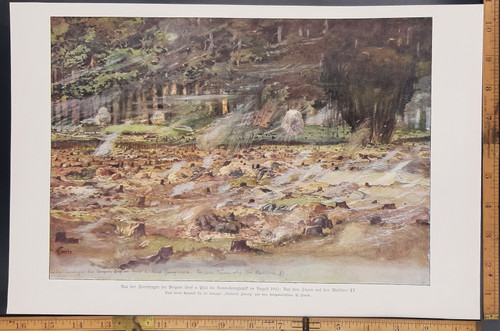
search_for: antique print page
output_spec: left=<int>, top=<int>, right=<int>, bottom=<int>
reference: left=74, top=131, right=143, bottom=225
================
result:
left=9, top=3, right=482, bottom=318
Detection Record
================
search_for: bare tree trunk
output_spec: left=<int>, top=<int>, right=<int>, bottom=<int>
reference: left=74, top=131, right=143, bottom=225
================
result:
left=126, top=92, right=134, bottom=120
left=277, top=26, right=282, bottom=43
left=141, top=89, right=148, bottom=123
left=170, top=83, right=177, bottom=95
left=370, top=102, right=377, bottom=143
left=152, top=84, right=158, bottom=110
left=222, top=98, right=228, bottom=115
left=91, top=95, right=98, bottom=117
left=70, top=99, right=80, bottom=125
left=162, top=84, right=169, bottom=102
left=53, top=102, right=62, bottom=125
left=119, top=94, right=126, bottom=122
left=209, top=32, right=214, bottom=50
left=81, top=98, right=90, bottom=120
left=112, top=99, right=120, bottom=125
left=61, top=99, right=68, bottom=123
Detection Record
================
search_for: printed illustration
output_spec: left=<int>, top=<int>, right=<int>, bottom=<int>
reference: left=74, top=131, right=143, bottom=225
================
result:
left=50, top=17, right=432, bottom=284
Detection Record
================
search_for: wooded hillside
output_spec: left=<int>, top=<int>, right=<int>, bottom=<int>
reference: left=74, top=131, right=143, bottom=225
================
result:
left=51, top=17, right=431, bottom=144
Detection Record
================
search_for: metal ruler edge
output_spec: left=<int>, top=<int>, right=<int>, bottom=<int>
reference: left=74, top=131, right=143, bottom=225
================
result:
left=482, top=0, right=500, bottom=321
left=0, top=316, right=482, bottom=331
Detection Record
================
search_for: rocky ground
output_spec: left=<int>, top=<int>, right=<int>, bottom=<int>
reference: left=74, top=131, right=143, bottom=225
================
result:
left=50, top=134, right=430, bottom=284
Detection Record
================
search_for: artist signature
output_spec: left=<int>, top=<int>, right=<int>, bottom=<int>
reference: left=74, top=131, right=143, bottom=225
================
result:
left=56, top=246, right=72, bottom=256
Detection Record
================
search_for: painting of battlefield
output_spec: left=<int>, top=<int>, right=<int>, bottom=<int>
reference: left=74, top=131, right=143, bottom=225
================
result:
left=50, top=17, right=432, bottom=284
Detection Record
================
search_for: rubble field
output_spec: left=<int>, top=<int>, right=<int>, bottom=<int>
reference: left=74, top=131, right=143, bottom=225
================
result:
left=50, top=138, right=430, bottom=284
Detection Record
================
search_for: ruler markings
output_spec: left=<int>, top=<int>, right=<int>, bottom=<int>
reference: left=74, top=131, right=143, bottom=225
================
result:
left=482, top=0, right=499, bottom=320
left=0, top=318, right=481, bottom=331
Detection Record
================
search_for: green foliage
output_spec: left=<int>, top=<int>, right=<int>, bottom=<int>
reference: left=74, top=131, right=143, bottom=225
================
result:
left=262, top=83, right=289, bottom=104
left=52, top=17, right=172, bottom=101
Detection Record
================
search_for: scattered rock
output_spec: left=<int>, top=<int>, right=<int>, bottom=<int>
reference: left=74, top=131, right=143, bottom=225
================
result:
left=261, top=202, right=277, bottom=212
left=195, top=212, right=220, bottom=231
left=303, top=225, right=324, bottom=236
left=310, top=215, right=333, bottom=229
left=257, top=167, right=274, bottom=180
left=260, top=229, right=274, bottom=239
left=135, top=196, right=146, bottom=207
left=381, top=203, right=396, bottom=210
left=111, top=173, right=122, bottom=181
left=148, top=246, right=174, bottom=263
left=416, top=219, right=430, bottom=226
left=229, top=168, right=244, bottom=178
left=230, top=240, right=252, bottom=252
left=119, top=246, right=173, bottom=270
left=97, top=168, right=114, bottom=176
left=370, top=216, right=383, bottom=225
left=54, top=232, right=79, bottom=244
left=215, top=221, right=240, bottom=234
left=336, top=201, right=350, bottom=209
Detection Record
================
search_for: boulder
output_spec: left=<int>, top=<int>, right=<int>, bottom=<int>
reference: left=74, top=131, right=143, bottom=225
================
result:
left=94, top=107, right=111, bottom=126
left=280, top=109, right=304, bottom=137
left=150, top=111, right=165, bottom=125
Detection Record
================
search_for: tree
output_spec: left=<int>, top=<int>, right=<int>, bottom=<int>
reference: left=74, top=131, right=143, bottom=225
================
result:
left=320, top=43, right=417, bottom=144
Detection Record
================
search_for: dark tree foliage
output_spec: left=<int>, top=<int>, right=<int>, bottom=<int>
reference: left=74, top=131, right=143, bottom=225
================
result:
left=320, top=18, right=431, bottom=144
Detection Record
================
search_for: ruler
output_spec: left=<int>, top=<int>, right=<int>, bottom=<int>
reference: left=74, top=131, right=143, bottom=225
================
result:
left=482, top=0, right=500, bottom=321
left=0, top=317, right=481, bottom=331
